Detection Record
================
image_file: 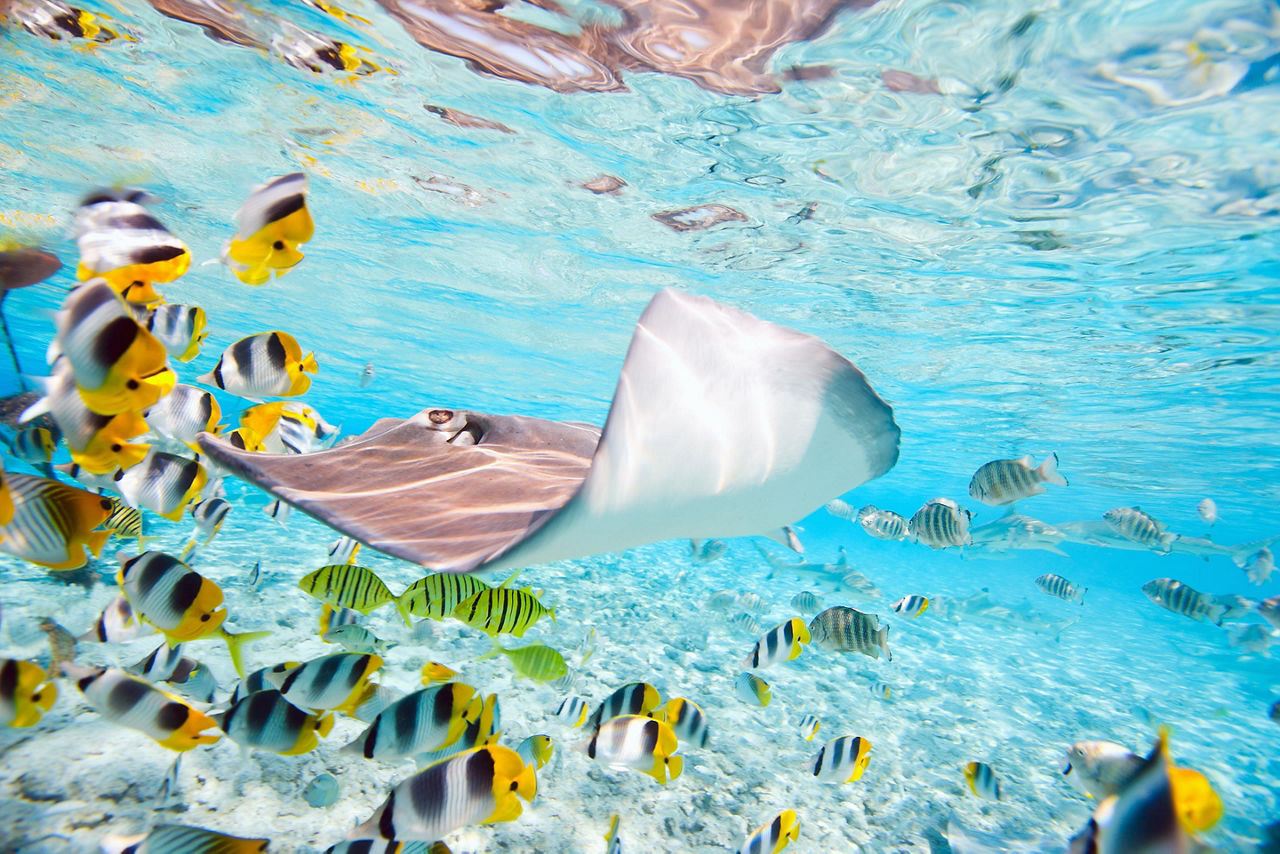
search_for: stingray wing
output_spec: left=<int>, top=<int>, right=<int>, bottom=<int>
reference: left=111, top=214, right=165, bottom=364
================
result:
left=484, top=289, right=900, bottom=570
left=200, top=289, right=899, bottom=573
left=198, top=410, right=599, bottom=570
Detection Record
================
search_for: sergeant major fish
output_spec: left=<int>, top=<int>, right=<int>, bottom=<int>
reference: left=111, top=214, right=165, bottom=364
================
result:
left=1104, top=507, right=1177, bottom=552
left=808, top=606, right=891, bottom=660
left=1035, top=573, right=1087, bottom=605
left=908, top=498, right=972, bottom=549
left=968, top=453, right=1067, bottom=506
left=856, top=505, right=909, bottom=540
left=1141, top=578, right=1227, bottom=626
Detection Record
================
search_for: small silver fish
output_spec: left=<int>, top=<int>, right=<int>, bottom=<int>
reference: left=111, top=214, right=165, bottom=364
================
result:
left=857, top=505, right=909, bottom=541
left=323, top=624, right=390, bottom=655
left=265, top=498, right=291, bottom=527
left=1196, top=498, right=1217, bottom=526
left=360, top=362, right=375, bottom=388
left=1246, top=548, right=1274, bottom=585
left=248, top=560, right=262, bottom=592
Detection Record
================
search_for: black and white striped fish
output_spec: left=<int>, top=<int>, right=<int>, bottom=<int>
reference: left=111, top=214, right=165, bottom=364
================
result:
left=1141, top=578, right=1227, bottom=626
left=807, top=606, right=891, bottom=660
left=264, top=498, right=291, bottom=526
left=857, top=505, right=909, bottom=540
left=197, top=331, right=318, bottom=400
left=663, top=697, right=709, bottom=749
left=72, top=665, right=220, bottom=751
left=908, top=498, right=971, bottom=549
left=189, top=497, right=231, bottom=542
left=1035, top=573, right=1087, bottom=605
left=341, top=683, right=480, bottom=760
left=75, top=191, right=190, bottom=304
left=809, top=735, right=871, bottom=783
left=575, top=715, right=683, bottom=784
left=218, top=688, right=333, bottom=755
left=1103, top=507, right=1177, bottom=552
left=24, top=358, right=150, bottom=474
left=144, top=303, right=208, bottom=362
left=128, top=643, right=218, bottom=703
left=968, top=453, right=1068, bottom=506
left=114, top=450, right=207, bottom=521
left=891, top=595, right=929, bottom=617
left=348, top=745, right=536, bottom=841
left=585, top=682, right=662, bottom=732
left=964, top=761, right=1001, bottom=800
left=328, top=535, right=361, bottom=565
left=743, top=618, right=810, bottom=669
left=266, top=652, right=382, bottom=713
left=142, top=384, right=221, bottom=450
left=79, top=593, right=157, bottom=643
left=738, top=809, right=799, bottom=854
left=798, top=714, right=820, bottom=741
left=556, top=695, right=588, bottom=727
left=230, top=662, right=301, bottom=705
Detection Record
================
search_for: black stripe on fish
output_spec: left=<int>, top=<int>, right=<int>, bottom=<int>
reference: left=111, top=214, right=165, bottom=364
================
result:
left=262, top=194, right=305, bottom=226
left=107, top=676, right=151, bottom=714
left=265, top=333, right=288, bottom=373
left=0, top=659, right=17, bottom=701
left=131, top=244, right=185, bottom=265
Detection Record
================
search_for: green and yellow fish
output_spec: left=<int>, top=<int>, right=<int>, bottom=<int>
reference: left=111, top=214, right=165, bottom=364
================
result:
left=399, top=572, right=489, bottom=622
left=298, top=564, right=395, bottom=615
left=478, top=639, right=567, bottom=682
left=453, top=586, right=555, bottom=637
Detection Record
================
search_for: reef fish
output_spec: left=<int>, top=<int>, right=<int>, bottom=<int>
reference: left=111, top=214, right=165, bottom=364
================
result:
left=1142, top=578, right=1227, bottom=626
left=908, top=498, right=972, bottom=549
left=0, top=473, right=112, bottom=570
left=574, top=714, right=683, bottom=784
left=224, top=172, right=315, bottom=285
left=342, top=683, right=478, bottom=759
left=0, top=658, right=57, bottom=727
left=348, top=745, right=536, bottom=841
left=807, top=606, right=891, bottom=660
left=739, top=809, right=800, bottom=854
left=1035, top=573, right=1087, bottom=605
left=73, top=665, right=220, bottom=750
left=743, top=618, right=810, bottom=669
left=1104, top=507, right=1177, bottom=552
left=964, top=761, right=1001, bottom=800
left=810, top=735, right=871, bottom=783
left=218, top=688, right=334, bottom=755
left=968, top=453, right=1067, bottom=506
left=197, top=331, right=318, bottom=399
left=75, top=191, right=190, bottom=304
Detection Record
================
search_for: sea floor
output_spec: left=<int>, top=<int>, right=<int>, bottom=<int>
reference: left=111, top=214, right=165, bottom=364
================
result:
left=1, top=485, right=1277, bottom=853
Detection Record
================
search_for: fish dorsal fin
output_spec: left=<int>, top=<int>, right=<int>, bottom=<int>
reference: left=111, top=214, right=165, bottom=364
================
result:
left=489, top=290, right=899, bottom=571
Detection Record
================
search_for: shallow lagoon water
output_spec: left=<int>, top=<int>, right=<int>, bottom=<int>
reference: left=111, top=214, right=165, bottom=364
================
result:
left=1, top=0, right=1279, bottom=851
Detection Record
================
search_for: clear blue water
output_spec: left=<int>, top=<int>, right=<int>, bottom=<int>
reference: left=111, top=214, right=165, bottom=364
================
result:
left=1, top=0, right=1279, bottom=851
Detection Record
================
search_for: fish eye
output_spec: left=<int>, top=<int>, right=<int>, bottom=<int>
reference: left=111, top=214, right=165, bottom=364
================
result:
left=273, top=240, right=285, bottom=250
left=100, top=499, right=111, bottom=510
left=200, top=614, right=210, bottom=622
left=510, top=781, right=519, bottom=790
left=111, top=443, right=122, bottom=451
left=127, top=379, right=139, bottom=389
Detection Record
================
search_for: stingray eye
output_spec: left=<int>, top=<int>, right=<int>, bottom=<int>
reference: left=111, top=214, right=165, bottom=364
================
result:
left=428, top=409, right=454, bottom=424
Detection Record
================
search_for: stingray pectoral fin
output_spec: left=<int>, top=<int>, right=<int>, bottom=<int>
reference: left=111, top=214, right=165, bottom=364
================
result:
left=197, top=411, right=599, bottom=572
left=484, top=289, right=900, bottom=571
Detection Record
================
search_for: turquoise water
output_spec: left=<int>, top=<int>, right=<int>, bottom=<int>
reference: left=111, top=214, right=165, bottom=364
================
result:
left=1, top=0, right=1279, bottom=851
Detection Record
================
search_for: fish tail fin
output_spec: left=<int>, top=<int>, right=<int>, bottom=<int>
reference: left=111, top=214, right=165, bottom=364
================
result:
left=301, top=353, right=318, bottom=374
left=879, top=625, right=891, bottom=662
left=665, top=754, right=685, bottom=783
left=1078, top=587, right=1088, bottom=605
left=178, top=538, right=197, bottom=560
left=393, top=592, right=412, bottom=627
left=1209, top=604, right=1228, bottom=627
left=1038, top=452, right=1067, bottom=486
left=315, top=712, right=335, bottom=739
left=220, top=627, right=270, bottom=678
left=476, top=638, right=506, bottom=663
left=548, top=606, right=557, bottom=627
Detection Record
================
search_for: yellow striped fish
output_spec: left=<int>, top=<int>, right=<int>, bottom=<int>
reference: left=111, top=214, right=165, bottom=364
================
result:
left=452, top=586, right=556, bottom=638
left=478, top=639, right=567, bottom=681
left=0, top=473, right=112, bottom=570
left=398, top=572, right=489, bottom=622
left=100, top=824, right=268, bottom=854
left=298, top=564, right=395, bottom=615
left=104, top=497, right=146, bottom=548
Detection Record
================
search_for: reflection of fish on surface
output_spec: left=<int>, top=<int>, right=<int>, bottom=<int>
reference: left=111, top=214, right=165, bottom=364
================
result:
left=200, top=290, right=901, bottom=574
left=379, top=0, right=879, bottom=96
left=146, top=0, right=380, bottom=73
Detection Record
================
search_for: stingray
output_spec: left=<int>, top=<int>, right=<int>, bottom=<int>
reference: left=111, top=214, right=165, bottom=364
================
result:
left=199, top=289, right=900, bottom=574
